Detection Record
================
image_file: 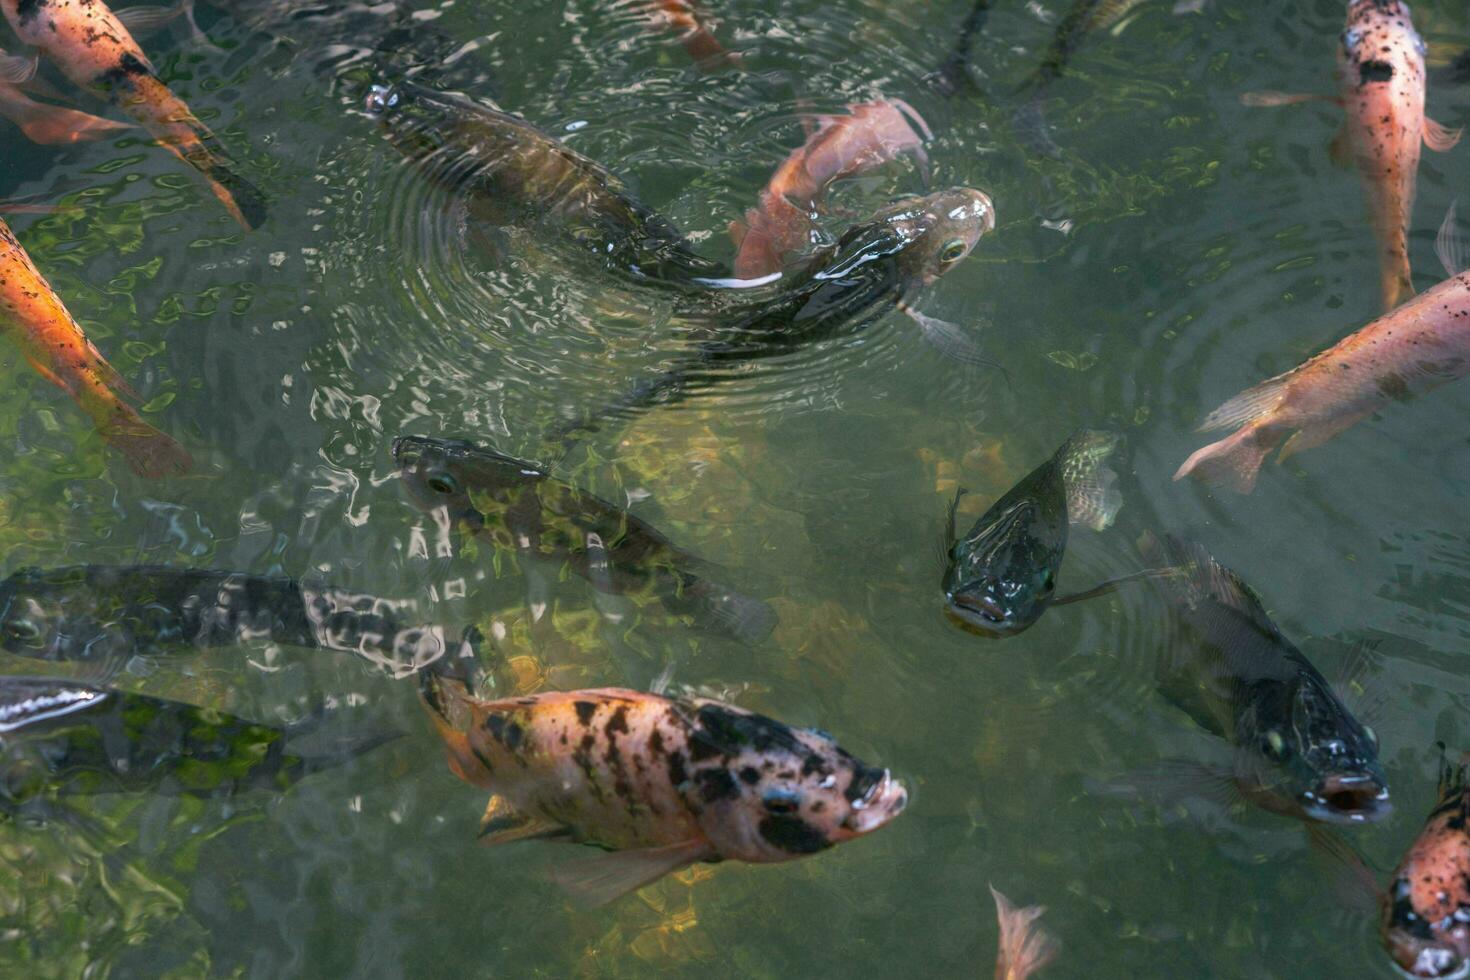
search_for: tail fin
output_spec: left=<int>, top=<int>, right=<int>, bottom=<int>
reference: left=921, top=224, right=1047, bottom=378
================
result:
left=991, top=884, right=1059, bottom=980
left=1058, top=430, right=1123, bottom=531
left=101, top=416, right=193, bottom=478
left=201, top=160, right=269, bottom=230
left=1173, top=424, right=1279, bottom=493
left=671, top=577, right=778, bottom=645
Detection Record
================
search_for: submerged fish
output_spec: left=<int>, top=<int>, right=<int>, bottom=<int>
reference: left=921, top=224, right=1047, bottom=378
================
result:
left=553, top=186, right=996, bottom=438
left=632, top=0, right=739, bottom=71
left=1382, top=750, right=1470, bottom=979
left=0, top=564, right=474, bottom=678
left=1175, top=211, right=1470, bottom=494
left=420, top=672, right=908, bottom=905
left=0, top=0, right=267, bottom=228
left=1244, top=0, right=1459, bottom=312
left=943, top=431, right=1124, bottom=636
left=1142, top=534, right=1389, bottom=825
left=392, top=436, right=777, bottom=646
left=729, top=99, right=932, bottom=279
left=0, top=217, right=191, bottom=477
left=0, top=46, right=133, bottom=145
left=0, top=675, right=396, bottom=803
left=991, top=885, right=1060, bottom=980
left=363, top=80, right=725, bottom=286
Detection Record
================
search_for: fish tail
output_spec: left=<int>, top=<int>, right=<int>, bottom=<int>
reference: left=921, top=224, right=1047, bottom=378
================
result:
left=98, top=410, right=193, bottom=478
left=669, top=576, right=778, bottom=645
left=1058, top=430, right=1123, bottom=531
left=990, top=885, right=1059, bottom=980
left=1172, top=422, right=1281, bottom=494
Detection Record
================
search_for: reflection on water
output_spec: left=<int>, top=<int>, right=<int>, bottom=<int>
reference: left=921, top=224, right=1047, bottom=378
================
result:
left=4, top=0, right=1470, bottom=975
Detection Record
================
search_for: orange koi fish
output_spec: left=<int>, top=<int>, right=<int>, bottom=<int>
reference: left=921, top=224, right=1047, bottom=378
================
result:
left=1176, top=207, right=1470, bottom=493
left=991, top=885, right=1059, bottom=980
left=1245, top=0, right=1459, bottom=312
left=634, top=0, right=739, bottom=72
left=1381, top=750, right=1470, bottom=978
left=421, top=674, right=907, bottom=905
left=729, top=98, right=931, bottom=279
left=0, top=217, right=191, bottom=476
left=0, top=48, right=133, bottom=144
left=0, top=0, right=266, bottom=228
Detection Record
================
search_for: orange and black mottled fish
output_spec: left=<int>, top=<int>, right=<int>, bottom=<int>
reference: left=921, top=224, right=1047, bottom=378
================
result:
left=0, top=0, right=267, bottom=228
left=420, top=673, right=908, bottom=905
left=1381, top=751, right=1470, bottom=978
left=0, top=217, right=191, bottom=477
left=991, top=885, right=1059, bottom=980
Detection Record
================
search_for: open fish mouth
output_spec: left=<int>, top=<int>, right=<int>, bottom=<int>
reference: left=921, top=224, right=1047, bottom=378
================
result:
left=944, top=592, right=1017, bottom=635
left=844, top=769, right=908, bottom=833
left=1300, top=772, right=1391, bottom=824
left=1388, top=938, right=1470, bottom=980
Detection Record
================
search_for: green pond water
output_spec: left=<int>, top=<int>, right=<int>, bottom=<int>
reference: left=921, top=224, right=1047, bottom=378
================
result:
left=4, top=0, right=1470, bottom=975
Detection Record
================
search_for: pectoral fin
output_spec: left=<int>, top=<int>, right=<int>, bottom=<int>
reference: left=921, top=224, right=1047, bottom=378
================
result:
left=1424, top=116, right=1463, bottom=153
left=547, top=839, right=716, bottom=906
left=1240, top=90, right=1336, bottom=108
left=1058, top=430, right=1123, bottom=531
left=478, top=797, right=572, bottom=846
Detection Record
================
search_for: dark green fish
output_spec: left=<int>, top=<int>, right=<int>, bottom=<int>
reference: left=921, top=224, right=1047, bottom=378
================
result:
left=552, top=186, right=996, bottom=439
left=0, top=564, right=477, bottom=678
left=363, top=80, right=725, bottom=286
left=1142, top=534, right=1390, bottom=825
left=943, top=430, right=1124, bottom=636
left=392, top=436, right=776, bottom=646
left=0, top=676, right=397, bottom=804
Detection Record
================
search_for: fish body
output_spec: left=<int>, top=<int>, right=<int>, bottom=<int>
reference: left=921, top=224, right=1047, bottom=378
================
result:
left=554, top=186, right=995, bottom=437
left=364, top=81, right=724, bottom=286
left=0, top=0, right=266, bottom=228
left=392, top=436, right=777, bottom=645
left=0, top=218, right=190, bottom=477
left=943, top=431, right=1122, bottom=636
left=0, top=676, right=395, bottom=802
left=1175, top=271, right=1470, bottom=493
left=0, top=564, right=467, bottom=677
left=1143, top=535, right=1389, bottom=825
left=1382, top=752, right=1470, bottom=978
left=420, top=675, right=907, bottom=904
left=730, top=99, right=931, bottom=279
left=1336, top=0, right=1450, bottom=312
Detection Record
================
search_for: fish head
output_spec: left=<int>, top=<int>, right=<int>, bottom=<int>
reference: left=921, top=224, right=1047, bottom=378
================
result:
left=392, top=435, right=545, bottom=522
left=1340, top=1, right=1425, bottom=87
left=879, top=187, right=994, bottom=286
left=1383, top=875, right=1470, bottom=979
left=363, top=84, right=401, bottom=116
left=1242, top=671, right=1390, bottom=824
left=678, top=700, right=907, bottom=864
left=942, top=499, right=1060, bottom=637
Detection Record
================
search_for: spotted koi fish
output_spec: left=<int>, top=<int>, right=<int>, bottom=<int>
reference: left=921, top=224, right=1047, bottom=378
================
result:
left=1381, top=750, right=1470, bottom=979
left=0, top=0, right=267, bottom=228
left=0, top=217, right=190, bottom=477
left=729, top=99, right=932, bottom=279
left=1245, top=0, right=1460, bottom=312
left=420, top=673, right=908, bottom=905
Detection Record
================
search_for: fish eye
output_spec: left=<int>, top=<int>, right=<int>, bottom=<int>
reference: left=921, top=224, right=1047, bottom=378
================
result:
left=938, top=239, right=968, bottom=264
left=1262, top=730, right=1290, bottom=760
left=762, top=788, right=802, bottom=814
left=1042, top=571, right=1055, bottom=592
left=426, top=472, right=458, bottom=495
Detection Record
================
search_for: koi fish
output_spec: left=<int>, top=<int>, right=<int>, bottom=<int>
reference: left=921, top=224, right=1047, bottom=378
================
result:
left=0, top=675, right=398, bottom=803
left=633, top=0, right=739, bottom=71
left=0, top=217, right=190, bottom=477
left=1244, top=0, right=1459, bottom=312
left=392, top=436, right=777, bottom=646
left=0, top=564, right=478, bottom=678
left=729, top=99, right=932, bottom=279
left=1175, top=206, right=1470, bottom=493
left=1382, top=750, right=1470, bottom=978
left=943, top=430, right=1125, bottom=637
left=419, top=672, right=908, bottom=905
left=0, top=0, right=267, bottom=228
left=1142, top=534, right=1390, bottom=825
left=0, top=46, right=133, bottom=144
left=991, top=885, right=1059, bottom=980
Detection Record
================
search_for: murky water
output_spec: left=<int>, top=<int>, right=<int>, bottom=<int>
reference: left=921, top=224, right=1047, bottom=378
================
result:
left=5, top=0, right=1470, bottom=975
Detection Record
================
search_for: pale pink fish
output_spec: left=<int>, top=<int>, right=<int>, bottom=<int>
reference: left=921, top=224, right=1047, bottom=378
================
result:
left=1176, top=206, right=1470, bottom=493
left=420, top=675, right=907, bottom=905
left=729, top=99, right=932, bottom=279
left=1244, top=0, right=1460, bottom=312
left=991, top=884, right=1059, bottom=980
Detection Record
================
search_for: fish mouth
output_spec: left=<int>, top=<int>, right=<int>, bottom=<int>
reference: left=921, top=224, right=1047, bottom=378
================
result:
left=944, top=592, right=1018, bottom=635
left=1387, top=934, right=1470, bottom=980
left=390, top=436, right=425, bottom=467
left=843, top=769, right=908, bottom=834
left=1300, top=773, right=1391, bottom=824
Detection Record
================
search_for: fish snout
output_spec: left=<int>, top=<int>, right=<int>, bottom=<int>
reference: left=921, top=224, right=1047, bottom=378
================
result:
left=364, top=85, right=399, bottom=116
left=945, top=589, right=1015, bottom=635
left=844, top=769, right=907, bottom=834
left=1303, top=772, right=1391, bottom=824
left=1386, top=933, right=1470, bottom=980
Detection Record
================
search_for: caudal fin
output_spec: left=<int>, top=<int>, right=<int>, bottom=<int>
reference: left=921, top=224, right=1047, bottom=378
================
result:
left=991, top=884, right=1059, bottom=980
left=102, top=418, right=193, bottom=478
left=19, top=107, right=133, bottom=146
left=202, top=161, right=269, bottom=230
left=675, top=578, right=778, bottom=645
left=1172, top=424, right=1279, bottom=494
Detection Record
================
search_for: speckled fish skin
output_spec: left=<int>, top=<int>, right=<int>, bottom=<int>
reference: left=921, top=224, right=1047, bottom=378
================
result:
left=0, top=0, right=266, bottom=228
left=0, top=218, right=190, bottom=477
left=0, top=676, right=395, bottom=802
left=1175, top=271, right=1470, bottom=493
left=421, top=679, right=907, bottom=896
left=1381, top=753, right=1470, bottom=979
left=392, top=436, right=777, bottom=645
left=1337, top=0, right=1434, bottom=312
